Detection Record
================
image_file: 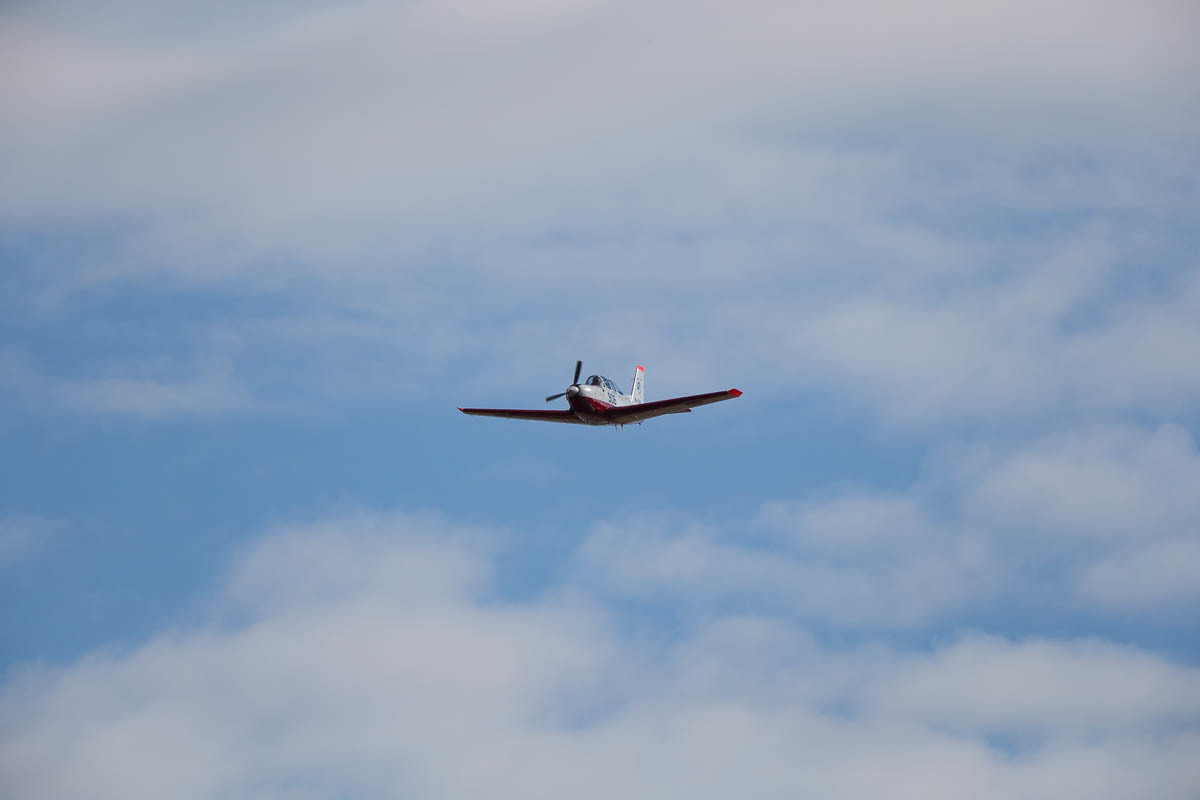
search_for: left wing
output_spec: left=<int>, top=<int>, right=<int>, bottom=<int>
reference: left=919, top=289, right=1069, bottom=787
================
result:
left=458, top=407, right=583, bottom=424
left=606, top=388, right=742, bottom=424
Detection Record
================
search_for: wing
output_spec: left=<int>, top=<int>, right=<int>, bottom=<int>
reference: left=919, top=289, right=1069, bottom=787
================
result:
left=458, top=407, right=583, bottom=424
left=606, top=388, right=742, bottom=424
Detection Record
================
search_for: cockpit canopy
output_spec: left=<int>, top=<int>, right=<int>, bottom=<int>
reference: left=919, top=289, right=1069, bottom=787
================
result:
left=585, top=375, right=621, bottom=392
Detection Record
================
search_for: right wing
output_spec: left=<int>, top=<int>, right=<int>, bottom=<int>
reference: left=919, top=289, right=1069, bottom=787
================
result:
left=606, top=388, right=742, bottom=424
left=458, top=407, right=583, bottom=424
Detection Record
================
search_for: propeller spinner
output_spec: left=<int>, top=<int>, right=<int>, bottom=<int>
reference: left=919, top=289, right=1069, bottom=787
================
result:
left=545, top=360, right=583, bottom=402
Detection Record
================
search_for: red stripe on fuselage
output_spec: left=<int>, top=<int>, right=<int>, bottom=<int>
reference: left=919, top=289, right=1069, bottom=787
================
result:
left=568, top=393, right=614, bottom=424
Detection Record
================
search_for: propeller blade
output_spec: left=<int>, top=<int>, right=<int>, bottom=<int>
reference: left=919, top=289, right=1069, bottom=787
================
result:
left=547, top=360, right=583, bottom=403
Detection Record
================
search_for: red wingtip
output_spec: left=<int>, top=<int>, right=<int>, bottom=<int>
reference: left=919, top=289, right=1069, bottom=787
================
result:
left=637, top=365, right=644, bottom=371
left=457, top=407, right=465, bottom=412
left=729, top=389, right=743, bottom=397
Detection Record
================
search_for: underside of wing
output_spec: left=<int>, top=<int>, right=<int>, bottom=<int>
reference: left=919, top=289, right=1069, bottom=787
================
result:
left=458, top=407, right=583, bottom=424
left=606, top=388, right=742, bottom=424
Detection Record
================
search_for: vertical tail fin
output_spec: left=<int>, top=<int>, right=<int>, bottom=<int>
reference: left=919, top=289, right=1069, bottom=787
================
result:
left=630, top=365, right=645, bottom=404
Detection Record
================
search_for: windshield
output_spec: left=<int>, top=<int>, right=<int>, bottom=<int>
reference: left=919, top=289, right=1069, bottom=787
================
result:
left=586, top=375, right=620, bottom=392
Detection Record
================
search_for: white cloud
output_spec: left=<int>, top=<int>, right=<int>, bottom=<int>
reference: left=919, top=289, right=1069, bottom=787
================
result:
left=573, top=424, right=1200, bottom=623
left=2, top=512, right=1199, bottom=799
left=573, top=511, right=994, bottom=628
left=965, top=424, right=1200, bottom=541
left=1079, top=539, right=1200, bottom=610
left=756, top=493, right=931, bottom=552
left=2, top=1, right=1197, bottom=426
left=2, top=345, right=255, bottom=419
left=56, top=367, right=252, bottom=418
left=863, top=634, right=1200, bottom=735
left=2, top=0, right=1195, bottom=258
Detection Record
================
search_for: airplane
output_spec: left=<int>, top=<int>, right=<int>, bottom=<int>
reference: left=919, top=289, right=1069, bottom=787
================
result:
left=458, top=361, right=742, bottom=426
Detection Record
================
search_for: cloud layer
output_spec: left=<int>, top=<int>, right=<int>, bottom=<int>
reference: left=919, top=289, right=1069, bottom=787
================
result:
left=3, top=513, right=1198, bottom=799
left=3, top=0, right=1198, bottom=425
left=567, top=423, right=1200, bottom=633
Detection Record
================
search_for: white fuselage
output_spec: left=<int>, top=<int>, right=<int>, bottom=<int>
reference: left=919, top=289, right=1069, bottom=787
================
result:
left=567, top=375, right=635, bottom=424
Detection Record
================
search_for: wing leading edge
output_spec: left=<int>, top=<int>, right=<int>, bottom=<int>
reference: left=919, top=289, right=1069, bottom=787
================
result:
left=457, top=407, right=583, bottom=424
left=605, top=388, right=742, bottom=424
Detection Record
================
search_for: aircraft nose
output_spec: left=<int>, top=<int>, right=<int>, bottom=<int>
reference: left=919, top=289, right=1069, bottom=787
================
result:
left=567, top=385, right=580, bottom=397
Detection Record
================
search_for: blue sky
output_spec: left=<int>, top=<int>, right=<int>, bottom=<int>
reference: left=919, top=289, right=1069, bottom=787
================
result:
left=3, top=1, right=1200, bottom=796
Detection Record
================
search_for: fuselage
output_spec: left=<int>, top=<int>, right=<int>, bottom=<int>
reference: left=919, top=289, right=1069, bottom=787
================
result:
left=567, top=375, right=634, bottom=424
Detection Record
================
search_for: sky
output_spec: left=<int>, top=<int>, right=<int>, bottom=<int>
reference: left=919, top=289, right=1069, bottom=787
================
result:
left=2, top=0, right=1200, bottom=796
